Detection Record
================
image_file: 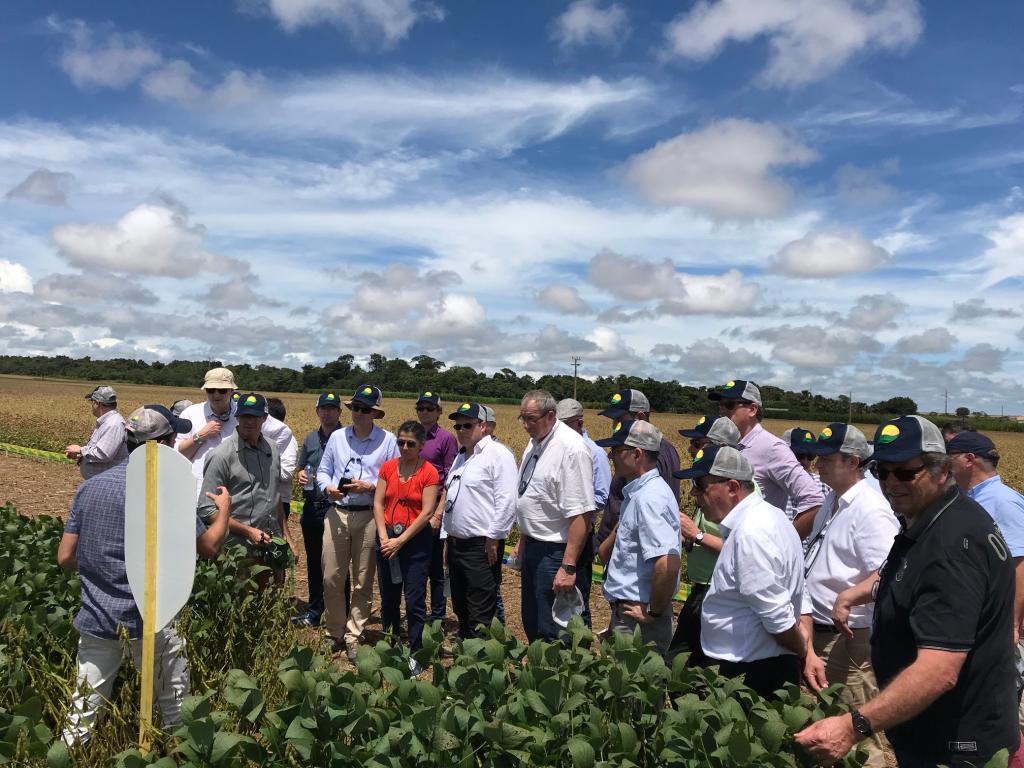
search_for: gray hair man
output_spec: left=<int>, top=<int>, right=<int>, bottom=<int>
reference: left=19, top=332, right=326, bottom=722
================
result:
left=797, top=416, right=1019, bottom=766
left=65, top=386, right=128, bottom=479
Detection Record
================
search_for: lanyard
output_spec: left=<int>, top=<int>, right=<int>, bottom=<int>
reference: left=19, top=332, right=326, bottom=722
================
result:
left=803, top=496, right=840, bottom=577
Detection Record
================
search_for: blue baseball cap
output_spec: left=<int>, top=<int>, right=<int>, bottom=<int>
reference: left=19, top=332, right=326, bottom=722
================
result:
left=866, top=416, right=945, bottom=464
left=235, top=392, right=268, bottom=417
left=449, top=402, right=485, bottom=421
left=674, top=444, right=754, bottom=481
left=417, top=391, right=442, bottom=407
left=707, top=379, right=762, bottom=406
left=807, top=423, right=872, bottom=460
left=786, top=428, right=816, bottom=454
left=316, top=392, right=341, bottom=409
left=346, top=384, right=385, bottom=417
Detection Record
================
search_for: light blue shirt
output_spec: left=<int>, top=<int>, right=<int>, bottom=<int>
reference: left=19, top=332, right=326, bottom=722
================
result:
left=602, top=469, right=681, bottom=603
left=316, top=425, right=398, bottom=507
left=968, top=475, right=1024, bottom=558
left=582, top=429, right=611, bottom=508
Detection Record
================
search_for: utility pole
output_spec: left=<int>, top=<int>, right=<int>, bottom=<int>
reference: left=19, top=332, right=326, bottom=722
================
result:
left=944, top=390, right=948, bottom=415
left=571, top=356, right=581, bottom=399
left=848, top=391, right=853, bottom=424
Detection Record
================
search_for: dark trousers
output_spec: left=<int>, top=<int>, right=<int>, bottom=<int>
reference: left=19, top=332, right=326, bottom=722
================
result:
left=711, top=654, right=800, bottom=700
left=577, top=535, right=594, bottom=629
left=448, top=536, right=504, bottom=638
left=300, top=502, right=328, bottom=619
left=668, top=582, right=710, bottom=666
left=376, top=527, right=432, bottom=652
left=427, top=531, right=447, bottom=621
left=521, top=538, right=584, bottom=643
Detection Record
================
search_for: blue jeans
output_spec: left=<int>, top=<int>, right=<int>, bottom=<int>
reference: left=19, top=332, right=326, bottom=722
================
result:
left=427, top=531, right=447, bottom=621
left=521, top=538, right=573, bottom=643
left=376, top=527, right=432, bottom=652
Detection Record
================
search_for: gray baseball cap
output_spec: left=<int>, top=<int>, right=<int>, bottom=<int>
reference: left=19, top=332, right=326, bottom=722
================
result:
left=807, top=423, right=872, bottom=461
left=480, top=405, right=496, bottom=424
left=674, top=444, right=754, bottom=481
left=866, top=416, right=945, bottom=464
left=85, top=385, right=117, bottom=405
left=707, top=379, right=762, bottom=407
left=679, top=414, right=740, bottom=447
left=556, top=398, right=584, bottom=421
left=595, top=419, right=663, bottom=451
left=599, top=388, right=651, bottom=418
left=127, top=404, right=192, bottom=442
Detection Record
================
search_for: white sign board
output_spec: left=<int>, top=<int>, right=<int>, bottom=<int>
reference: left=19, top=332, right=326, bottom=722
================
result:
left=125, top=442, right=198, bottom=631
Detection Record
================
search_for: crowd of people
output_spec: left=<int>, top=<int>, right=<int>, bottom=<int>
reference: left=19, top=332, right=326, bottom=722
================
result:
left=55, top=368, right=1024, bottom=767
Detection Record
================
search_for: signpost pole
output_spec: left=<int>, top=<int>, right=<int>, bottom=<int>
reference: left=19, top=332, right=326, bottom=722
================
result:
left=138, top=441, right=159, bottom=751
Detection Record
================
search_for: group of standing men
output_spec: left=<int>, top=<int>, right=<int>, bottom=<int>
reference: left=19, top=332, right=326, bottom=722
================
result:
left=58, top=368, right=1024, bottom=767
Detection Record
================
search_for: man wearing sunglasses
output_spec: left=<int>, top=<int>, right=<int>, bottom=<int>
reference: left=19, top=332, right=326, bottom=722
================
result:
left=415, top=391, right=459, bottom=627
left=796, top=416, right=1018, bottom=768
left=317, top=384, right=398, bottom=660
left=678, top=444, right=806, bottom=700
left=797, top=424, right=897, bottom=768
left=709, top=380, right=823, bottom=539
left=782, top=428, right=832, bottom=522
left=440, top=403, right=517, bottom=638
left=514, top=389, right=595, bottom=642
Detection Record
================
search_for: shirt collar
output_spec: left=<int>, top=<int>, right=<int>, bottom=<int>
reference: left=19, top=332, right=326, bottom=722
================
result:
left=471, top=435, right=493, bottom=456
left=901, top=485, right=960, bottom=541
left=529, top=420, right=560, bottom=455
left=837, top=477, right=871, bottom=509
left=967, top=474, right=1002, bottom=497
left=738, top=423, right=763, bottom=449
left=425, top=422, right=440, bottom=439
left=237, top=432, right=271, bottom=456
left=206, top=401, right=234, bottom=422
left=717, top=491, right=760, bottom=537
left=622, top=468, right=661, bottom=500
left=95, top=409, right=117, bottom=426
left=347, top=424, right=376, bottom=443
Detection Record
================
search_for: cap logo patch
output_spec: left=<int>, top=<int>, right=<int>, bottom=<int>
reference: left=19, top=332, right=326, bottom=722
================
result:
left=326, top=394, right=335, bottom=401
left=361, top=387, right=373, bottom=395
left=802, top=432, right=814, bottom=442
left=424, top=391, right=432, bottom=397
left=726, top=380, right=735, bottom=388
left=244, top=395, right=257, bottom=405
left=694, top=448, right=705, bottom=463
left=820, top=427, right=833, bottom=439
left=879, top=424, right=901, bottom=444
left=610, top=393, right=622, bottom=404
left=696, top=416, right=706, bottom=426
left=459, top=403, right=471, bottom=411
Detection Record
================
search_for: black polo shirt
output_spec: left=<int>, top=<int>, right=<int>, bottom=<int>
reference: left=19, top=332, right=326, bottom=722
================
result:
left=871, top=485, right=1018, bottom=762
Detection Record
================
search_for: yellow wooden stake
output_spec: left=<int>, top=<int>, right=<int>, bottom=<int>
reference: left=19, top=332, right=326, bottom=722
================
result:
left=139, top=441, right=159, bottom=751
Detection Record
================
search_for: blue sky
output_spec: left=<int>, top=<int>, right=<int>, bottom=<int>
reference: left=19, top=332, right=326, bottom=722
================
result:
left=0, top=1, right=1022, bottom=414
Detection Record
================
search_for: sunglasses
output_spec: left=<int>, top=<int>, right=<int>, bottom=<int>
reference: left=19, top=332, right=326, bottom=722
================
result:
left=415, top=404, right=438, bottom=412
left=691, top=477, right=728, bottom=493
left=206, top=388, right=231, bottom=394
left=348, top=404, right=374, bottom=414
left=870, top=464, right=927, bottom=482
left=397, top=439, right=419, bottom=449
left=452, top=422, right=477, bottom=431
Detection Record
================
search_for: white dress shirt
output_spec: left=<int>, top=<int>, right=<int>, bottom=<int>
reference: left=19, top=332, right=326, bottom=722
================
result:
left=515, top=420, right=595, bottom=542
left=278, top=434, right=298, bottom=505
left=316, top=424, right=398, bottom=507
left=801, top=478, right=899, bottom=628
left=701, top=493, right=805, bottom=663
left=442, top=435, right=518, bottom=540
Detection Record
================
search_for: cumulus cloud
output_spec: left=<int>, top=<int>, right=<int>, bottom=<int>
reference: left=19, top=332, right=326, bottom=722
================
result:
left=845, top=293, right=908, bottom=331
left=974, top=212, right=1024, bottom=289
left=245, top=0, right=444, bottom=44
left=772, top=230, right=891, bottom=277
left=34, top=271, right=157, bottom=305
left=836, top=158, right=899, bottom=206
left=622, top=119, right=816, bottom=220
left=0, top=260, right=33, bottom=293
left=197, top=280, right=284, bottom=310
left=535, top=284, right=592, bottom=315
left=588, top=248, right=677, bottom=301
left=51, top=198, right=248, bottom=277
left=551, top=0, right=629, bottom=49
left=5, top=169, right=75, bottom=206
left=663, top=338, right=769, bottom=379
left=52, top=17, right=162, bottom=89
left=663, top=0, right=923, bottom=88
left=657, top=270, right=762, bottom=315
left=750, top=324, right=882, bottom=368
left=142, top=60, right=204, bottom=103
left=961, top=343, right=1005, bottom=373
left=893, top=327, right=955, bottom=354
left=949, top=298, right=1020, bottom=322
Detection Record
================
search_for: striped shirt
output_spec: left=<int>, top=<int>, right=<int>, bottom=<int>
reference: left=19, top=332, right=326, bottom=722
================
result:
left=79, top=410, right=128, bottom=480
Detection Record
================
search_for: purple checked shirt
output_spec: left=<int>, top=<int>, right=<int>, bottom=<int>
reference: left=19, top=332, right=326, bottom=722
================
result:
left=420, top=422, right=459, bottom=486
left=738, top=424, right=825, bottom=518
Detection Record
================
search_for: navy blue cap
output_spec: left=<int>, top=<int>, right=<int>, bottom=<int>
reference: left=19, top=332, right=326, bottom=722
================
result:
left=707, top=379, right=762, bottom=406
left=805, top=423, right=872, bottom=460
left=417, top=391, right=441, bottom=407
left=235, top=392, right=268, bottom=417
left=674, top=444, right=754, bottom=481
left=449, top=402, right=485, bottom=421
left=316, top=392, right=341, bottom=408
left=788, top=428, right=816, bottom=454
left=127, top=403, right=192, bottom=439
left=947, top=431, right=998, bottom=459
left=866, top=416, right=945, bottom=464
left=599, top=388, right=651, bottom=418
left=680, top=414, right=718, bottom=439
left=594, top=419, right=663, bottom=450
left=347, top=384, right=385, bottom=416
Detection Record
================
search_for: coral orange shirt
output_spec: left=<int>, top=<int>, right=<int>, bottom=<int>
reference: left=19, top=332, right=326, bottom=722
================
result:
left=378, top=458, right=439, bottom=530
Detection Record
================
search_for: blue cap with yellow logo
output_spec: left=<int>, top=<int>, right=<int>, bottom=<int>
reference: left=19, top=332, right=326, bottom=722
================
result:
left=346, top=384, right=385, bottom=417
left=866, top=416, right=945, bottom=464
left=317, top=392, right=341, bottom=409
left=235, top=392, right=268, bottom=417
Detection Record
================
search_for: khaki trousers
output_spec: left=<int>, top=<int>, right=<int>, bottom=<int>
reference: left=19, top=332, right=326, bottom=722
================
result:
left=322, top=506, right=377, bottom=645
left=813, top=627, right=886, bottom=768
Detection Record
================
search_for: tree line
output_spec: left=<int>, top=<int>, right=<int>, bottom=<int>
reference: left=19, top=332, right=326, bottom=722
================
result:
left=0, top=353, right=928, bottom=423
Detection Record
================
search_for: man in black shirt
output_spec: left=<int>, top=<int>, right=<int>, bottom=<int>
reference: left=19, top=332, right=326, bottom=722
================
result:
left=796, top=415, right=1018, bottom=767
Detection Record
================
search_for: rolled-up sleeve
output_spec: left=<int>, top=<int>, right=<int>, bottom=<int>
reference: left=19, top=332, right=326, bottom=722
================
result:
left=559, top=446, right=595, bottom=518
left=735, top=533, right=798, bottom=634
left=639, top=494, right=681, bottom=562
left=771, top=444, right=825, bottom=518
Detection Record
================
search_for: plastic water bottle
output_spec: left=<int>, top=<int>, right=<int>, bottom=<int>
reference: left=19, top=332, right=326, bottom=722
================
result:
left=303, top=463, right=316, bottom=492
left=506, top=553, right=521, bottom=571
left=389, top=524, right=404, bottom=584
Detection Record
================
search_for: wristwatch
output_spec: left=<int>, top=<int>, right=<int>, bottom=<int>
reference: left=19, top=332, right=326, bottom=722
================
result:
left=559, top=563, right=577, bottom=575
left=646, top=604, right=662, bottom=618
left=193, top=433, right=204, bottom=445
left=850, top=709, right=873, bottom=737
left=694, top=531, right=706, bottom=547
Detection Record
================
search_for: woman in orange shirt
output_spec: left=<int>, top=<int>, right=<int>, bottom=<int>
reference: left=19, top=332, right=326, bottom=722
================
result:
left=373, top=420, right=439, bottom=672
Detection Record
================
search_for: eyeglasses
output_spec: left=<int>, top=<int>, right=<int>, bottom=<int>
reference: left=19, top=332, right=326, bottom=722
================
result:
left=206, top=388, right=231, bottom=394
left=443, top=473, right=463, bottom=515
left=415, top=405, right=437, bottom=412
left=397, top=439, right=419, bottom=449
left=518, top=412, right=546, bottom=425
left=717, top=400, right=748, bottom=411
left=869, top=464, right=927, bottom=483
left=691, top=477, right=728, bottom=494
left=518, top=453, right=540, bottom=496
left=452, top=422, right=478, bottom=431
left=349, top=404, right=374, bottom=414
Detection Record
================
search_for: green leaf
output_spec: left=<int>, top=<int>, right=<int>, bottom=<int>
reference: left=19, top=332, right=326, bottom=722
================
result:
left=567, top=737, right=596, bottom=768
left=45, top=741, right=70, bottom=768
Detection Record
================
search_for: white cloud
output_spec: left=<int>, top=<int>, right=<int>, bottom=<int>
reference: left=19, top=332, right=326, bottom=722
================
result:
left=535, top=284, right=592, bottom=315
left=772, top=230, right=891, bottom=277
left=845, top=293, right=908, bottom=331
left=622, top=119, right=816, bottom=220
left=197, top=280, right=284, bottom=310
left=53, top=18, right=162, bottom=89
left=893, top=327, right=955, bottom=354
left=750, top=324, right=882, bottom=368
left=51, top=199, right=247, bottom=277
left=658, top=269, right=762, bottom=315
left=142, top=60, right=204, bottom=103
left=4, top=169, right=75, bottom=206
left=34, top=271, right=157, bottom=305
left=251, top=0, right=443, bottom=44
left=664, top=0, right=923, bottom=88
left=0, top=260, right=33, bottom=293
left=874, top=230, right=933, bottom=254
left=836, top=159, right=898, bottom=206
left=588, top=248, right=678, bottom=301
left=949, top=298, right=1020, bottom=322
left=975, top=212, right=1024, bottom=289
left=551, top=0, right=629, bottom=50
left=961, top=343, right=1005, bottom=373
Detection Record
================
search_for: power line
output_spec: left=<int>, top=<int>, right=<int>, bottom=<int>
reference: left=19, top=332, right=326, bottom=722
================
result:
left=571, top=356, right=581, bottom=399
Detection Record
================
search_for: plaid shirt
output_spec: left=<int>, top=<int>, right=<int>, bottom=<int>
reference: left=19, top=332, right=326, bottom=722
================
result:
left=79, top=410, right=128, bottom=479
left=65, top=459, right=204, bottom=640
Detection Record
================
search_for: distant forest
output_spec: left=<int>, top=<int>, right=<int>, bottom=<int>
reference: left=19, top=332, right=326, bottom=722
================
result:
left=0, top=353, right=934, bottom=424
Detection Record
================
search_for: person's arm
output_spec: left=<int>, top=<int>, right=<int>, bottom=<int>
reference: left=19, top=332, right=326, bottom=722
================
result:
left=1014, top=557, right=1024, bottom=643
left=177, top=419, right=222, bottom=461
left=277, top=499, right=298, bottom=558
left=197, top=486, right=231, bottom=558
left=801, top=614, right=828, bottom=691
left=597, top=522, right=618, bottom=565
left=80, top=420, right=125, bottom=464
left=373, top=473, right=392, bottom=553
left=228, top=517, right=270, bottom=548
left=793, top=506, right=822, bottom=539
left=795, top=649, right=966, bottom=762
left=658, top=442, right=682, bottom=501
left=735, top=533, right=802, bottom=648
left=680, top=512, right=723, bottom=554
left=832, top=572, right=880, bottom=637
left=623, top=553, right=682, bottom=623
left=772, top=621, right=808, bottom=658
left=553, top=513, right=588, bottom=593
left=317, top=435, right=342, bottom=499
left=57, top=532, right=79, bottom=570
